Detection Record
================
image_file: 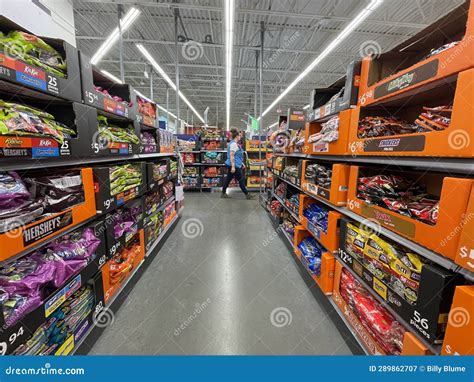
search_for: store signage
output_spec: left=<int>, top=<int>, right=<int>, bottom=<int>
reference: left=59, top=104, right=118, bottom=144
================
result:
left=22, top=211, right=73, bottom=246
left=374, top=60, right=439, bottom=99
left=364, top=136, right=425, bottom=152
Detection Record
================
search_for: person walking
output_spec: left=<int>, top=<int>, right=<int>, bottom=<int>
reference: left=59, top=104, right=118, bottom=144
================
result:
left=221, top=128, right=254, bottom=199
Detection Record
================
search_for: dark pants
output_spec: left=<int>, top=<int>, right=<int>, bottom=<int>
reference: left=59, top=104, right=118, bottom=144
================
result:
left=222, top=166, right=248, bottom=194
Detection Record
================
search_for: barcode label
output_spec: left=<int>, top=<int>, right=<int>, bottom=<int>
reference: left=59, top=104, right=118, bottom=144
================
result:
left=50, top=175, right=82, bottom=189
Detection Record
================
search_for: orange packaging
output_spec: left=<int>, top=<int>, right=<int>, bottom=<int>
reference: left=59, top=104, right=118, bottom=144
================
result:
left=164, top=210, right=177, bottom=226
left=301, top=160, right=350, bottom=206
left=303, top=109, right=352, bottom=155
left=401, top=332, right=431, bottom=355
left=358, top=1, right=474, bottom=108
left=347, top=165, right=473, bottom=261
left=455, top=185, right=474, bottom=271
left=0, top=167, right=97, bottom=262
left=298, top=194, right=341, bottom=253
left=441, top=286, right=474, bottom=355
left=103, top=230, right=145, bottom=302
left=293, top=225, right=335, bottom=294
left=348, top=69, right=474, bottom=157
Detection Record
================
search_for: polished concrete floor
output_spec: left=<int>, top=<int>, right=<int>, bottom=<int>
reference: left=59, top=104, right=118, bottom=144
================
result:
left=88, top=192, right=353, bottom=355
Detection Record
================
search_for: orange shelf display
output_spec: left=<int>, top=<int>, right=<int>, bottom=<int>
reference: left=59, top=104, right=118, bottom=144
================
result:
left=298, top=194, right=341, bottom=253
left=293, top=225, right=335, bottom=294
left=357, top=1, right=474, bottom=108
left=303, top=109, right=352, bottom=155
left=348, top=69, right=474, bottom=157
left=0, top=167, right=97, bottom=262
left=301, top=160, right=350, bottom=206
left=103, top=230, right=146, bottom=303
left=455, top=184, right=474, bottom=272
left=441, top=286, right=474, bottom=355
left=332, top=260, right=430, bottom=355
left=347, top=165, right=473, bottom=261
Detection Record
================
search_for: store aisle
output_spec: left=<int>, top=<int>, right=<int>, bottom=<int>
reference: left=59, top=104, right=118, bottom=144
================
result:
left=89, top=193, right=352, bottom=355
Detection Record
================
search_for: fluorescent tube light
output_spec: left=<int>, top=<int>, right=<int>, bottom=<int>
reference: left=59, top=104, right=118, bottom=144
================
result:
left=91, top=8, right=140, bottom=65
left=136, top=44, right=205, bottom=123
left=303, top=104, right=310, bottom=110
left=100, top=69, right=123, bottom=84
left=261, top=0, right=383, bottom=117
left=225, top=0, right=235, bottom=131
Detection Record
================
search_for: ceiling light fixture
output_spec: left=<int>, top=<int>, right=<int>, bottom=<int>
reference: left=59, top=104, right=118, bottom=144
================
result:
left=136, top=44, right=205, bottom=123
left=225, top=0, right=235, bottom=131
left=261, top=0, right=383, bottom=118
left=91, top=7, right=141, bottom=65
left=303, top=104, right=310, bottom=110
left=100, top=69, right=123, bottom=84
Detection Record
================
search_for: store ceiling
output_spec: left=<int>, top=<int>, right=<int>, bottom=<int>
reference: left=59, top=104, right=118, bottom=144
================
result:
left=73, top=0, right=464, bottom=129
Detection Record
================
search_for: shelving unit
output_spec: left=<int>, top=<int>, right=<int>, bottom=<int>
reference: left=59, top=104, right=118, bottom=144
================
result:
left=259, top=1, right=474, bottom=356
left=0, top=16, right=181, bottom=355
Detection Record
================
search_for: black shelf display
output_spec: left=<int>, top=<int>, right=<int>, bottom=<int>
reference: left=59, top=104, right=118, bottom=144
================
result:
left=0, top=99, right=95, bottom=162
left=79, top=52, right=135, bottom=120
left=0, top=16, right=82, bottom=103
left=306, top=60, right=361, bottom=122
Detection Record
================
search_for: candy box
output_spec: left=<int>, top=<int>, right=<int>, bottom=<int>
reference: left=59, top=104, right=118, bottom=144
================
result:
left=79, top=52, right=135, bottom=120
left=92, top=162, right=146, bottom=215
left=338, top=218, right=464, bottom=345
left=0, top=16, right=82, bottom=103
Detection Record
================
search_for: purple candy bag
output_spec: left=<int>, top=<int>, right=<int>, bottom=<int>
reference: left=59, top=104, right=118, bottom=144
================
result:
left=0, top=172, right=30, bottom=208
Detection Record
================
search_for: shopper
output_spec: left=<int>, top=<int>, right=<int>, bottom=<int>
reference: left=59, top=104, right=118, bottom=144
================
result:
left=222, top=128, right=254, bottom=199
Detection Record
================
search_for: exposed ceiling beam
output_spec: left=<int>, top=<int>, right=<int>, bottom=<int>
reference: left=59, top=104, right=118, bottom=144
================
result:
left=99, top=59, right=346, bottom=75
left=76, top=36, right=361, bottom=58
left=74, top=1, right=428, bottom=29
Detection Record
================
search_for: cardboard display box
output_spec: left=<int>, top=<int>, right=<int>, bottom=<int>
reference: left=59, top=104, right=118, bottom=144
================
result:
left=104, top=198, right=144, bottom=260
left=293, top=225, right=335, bottom=294
left=455, top=185, right=474, bottom=272
left=357, top=1, right=473, bottom=107
left=298, top=194, right=341, bottom=253
left=0, top=220, right=106, bottom=354
left=89, top=108, right=140, bottom=157
left=301, top=160, right=350, bottom=206
left=441, top=286, right=474, bottom=355
left=102, top=230, right=145, bottom=303
left=0, top=100, right=96, bottom=161
left=79, top=52, right=135, bottom=120
left=0, top=167, right=97, bottom=262
left=348, top=69, right=473, bottom=157
left=93, top=162, right=147, bottom=215
left=332, top=260, right=429, bottom=355
left=347, top=165, right=473, bottom=260
left=0, top=16, right=82, bottom=103
left=133, top=90, right=158, bottom=128
left=338, top=218, right=464, bottom=345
